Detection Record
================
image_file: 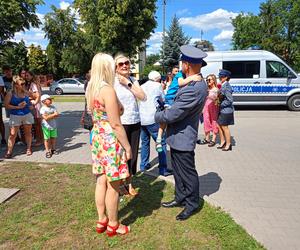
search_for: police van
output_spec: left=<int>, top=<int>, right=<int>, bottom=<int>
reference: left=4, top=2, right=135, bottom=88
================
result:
left=201, top=50, right=300, bottom=111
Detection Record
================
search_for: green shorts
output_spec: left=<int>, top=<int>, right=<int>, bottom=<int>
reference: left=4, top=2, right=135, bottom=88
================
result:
left=42, top=126, right=58, bottom=140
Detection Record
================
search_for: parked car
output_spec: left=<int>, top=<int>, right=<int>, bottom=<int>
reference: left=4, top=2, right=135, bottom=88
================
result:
left=201, top=50, right=300, bottom=111
left=50, top=78, right=85, bottom=95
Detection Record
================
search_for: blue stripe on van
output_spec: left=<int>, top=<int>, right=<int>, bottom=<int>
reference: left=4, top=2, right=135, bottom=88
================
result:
left=232, top=85, right=297, bottom=94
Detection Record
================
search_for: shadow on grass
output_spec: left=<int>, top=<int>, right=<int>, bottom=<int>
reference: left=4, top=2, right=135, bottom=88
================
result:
left=119, top=174, right=166, bottom=225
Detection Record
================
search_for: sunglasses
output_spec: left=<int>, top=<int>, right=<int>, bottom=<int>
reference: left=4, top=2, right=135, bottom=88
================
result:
left=206, top=78, right=213, bottom=82
left=118, top=61, right=130, bottom=67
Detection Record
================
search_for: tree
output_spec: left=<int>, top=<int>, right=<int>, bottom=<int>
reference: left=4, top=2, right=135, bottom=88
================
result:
left=232, top=0, right=300, bottom=71
left=0, top=0, right=43, bottom=46
left=146, top=54, right=160, bottom=66
left=161, top=16, right=190, bottom=72
left=194, top=40, right=215, bottom=51
left=0, top=40, right=28, bottom=73
left=43, top=5, right=84, bottom=78
left=28, top=44, right=47, bottom=74
left=74, top=0, right=157, bottom=57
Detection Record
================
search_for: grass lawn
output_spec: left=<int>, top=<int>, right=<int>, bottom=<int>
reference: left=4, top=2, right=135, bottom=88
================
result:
left=0, top=162, right=265, bottom=249
left=51, top=95, right=85, bottom=102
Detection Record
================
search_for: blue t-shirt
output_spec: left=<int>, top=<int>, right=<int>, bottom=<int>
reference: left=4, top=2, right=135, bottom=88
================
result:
left=9, top=94, right=32, bottom=116
left=164, top=71, right=185, bottom=105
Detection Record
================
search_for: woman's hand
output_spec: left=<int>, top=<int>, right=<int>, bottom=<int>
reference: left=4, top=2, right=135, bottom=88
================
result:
left=117, top=74, right=130, bottom=86
left=125, top=147, right=132, bottom=161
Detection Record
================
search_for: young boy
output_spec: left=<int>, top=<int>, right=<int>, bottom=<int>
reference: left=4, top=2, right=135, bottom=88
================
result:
left=40, top=94, right=59, bottom=158
left=156, top=70, right=202, bottom=152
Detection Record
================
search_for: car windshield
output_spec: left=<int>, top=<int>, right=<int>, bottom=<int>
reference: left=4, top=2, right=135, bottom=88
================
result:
left=76, top=78, right=84, bottom=84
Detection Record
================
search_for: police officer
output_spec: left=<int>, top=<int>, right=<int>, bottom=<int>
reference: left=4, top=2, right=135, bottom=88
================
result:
left=155, top=45, right=208, bottom=220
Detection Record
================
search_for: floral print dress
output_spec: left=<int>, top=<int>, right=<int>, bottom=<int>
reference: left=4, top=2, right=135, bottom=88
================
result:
left=91, top=100, right=129, bottom=182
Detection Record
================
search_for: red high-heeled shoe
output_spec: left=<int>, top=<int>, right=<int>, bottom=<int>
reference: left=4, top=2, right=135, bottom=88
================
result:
left=106, top=223, right=130, bottom=237
left=96, top=218, right=108, bottom=234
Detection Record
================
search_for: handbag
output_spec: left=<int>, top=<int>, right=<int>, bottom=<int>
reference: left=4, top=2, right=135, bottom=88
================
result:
left=83, top=101, right=93, bottom=131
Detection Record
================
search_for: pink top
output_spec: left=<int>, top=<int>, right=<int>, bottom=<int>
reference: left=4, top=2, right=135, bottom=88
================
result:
left=207, top=87, right=219, bottom=101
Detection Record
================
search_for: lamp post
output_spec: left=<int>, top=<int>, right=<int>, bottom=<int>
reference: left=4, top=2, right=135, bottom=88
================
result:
left=162, top=0, right=166, bottom=74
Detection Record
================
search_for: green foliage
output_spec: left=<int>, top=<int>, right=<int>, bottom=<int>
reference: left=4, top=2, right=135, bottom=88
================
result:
left=161, top=16, right=190, bottom=73
left=232, top=0, right=300, bottom=71
left=28, top=44, right=47, bottom=74
left=194, top=40, right=215, bottom=51
left=0, top=40, right=28, bottom=73
left=146, top=53, right=160, bottom=66
left=74, top=0, right=157, bottom=57
left=0, top=0, right=43, bottom=45
left=142, top=64, right=162, bottom=78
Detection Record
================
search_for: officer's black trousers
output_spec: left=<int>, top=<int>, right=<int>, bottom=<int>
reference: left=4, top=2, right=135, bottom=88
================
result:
left=171, top=148, right=200, bottom=211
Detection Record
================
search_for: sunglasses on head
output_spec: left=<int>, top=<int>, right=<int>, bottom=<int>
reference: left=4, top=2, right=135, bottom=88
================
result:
left=118, top=61, right=130, bottom=67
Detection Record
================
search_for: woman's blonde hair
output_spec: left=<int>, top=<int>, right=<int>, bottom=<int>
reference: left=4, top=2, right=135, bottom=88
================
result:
left=206, top=74, right=217, bottom=88
left=86, top=53, right=115, bottom=110
left=12, top=76, right=26, bottom=93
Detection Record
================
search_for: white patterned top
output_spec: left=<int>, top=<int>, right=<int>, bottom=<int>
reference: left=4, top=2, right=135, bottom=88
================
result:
left=114, top=76, right=140, bottom=125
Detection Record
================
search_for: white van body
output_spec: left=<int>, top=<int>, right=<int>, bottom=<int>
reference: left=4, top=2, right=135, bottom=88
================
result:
left=201, top=50, right=300, bottom=111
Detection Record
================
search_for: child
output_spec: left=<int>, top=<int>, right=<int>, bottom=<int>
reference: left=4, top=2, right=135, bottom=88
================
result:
left=40, top=94, right=59, bottom=158
left=156, top=70, right=202, bottom=152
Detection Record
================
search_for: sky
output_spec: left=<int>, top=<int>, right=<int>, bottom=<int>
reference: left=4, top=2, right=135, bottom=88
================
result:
left=13, top=0, right=264, bottom=55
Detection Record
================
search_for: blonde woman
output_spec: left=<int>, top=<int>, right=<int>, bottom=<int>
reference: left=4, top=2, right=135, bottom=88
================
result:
left=4, top=76, right=34, bottom=158
left=86, top=53, right=132, bottom=237
left=202, top=74, right=219, bottom=147
left=114, top=54, right=145, bottom=196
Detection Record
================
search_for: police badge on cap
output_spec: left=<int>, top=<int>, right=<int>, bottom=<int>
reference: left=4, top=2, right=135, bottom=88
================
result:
left=179, top=45, right=207, bottom=67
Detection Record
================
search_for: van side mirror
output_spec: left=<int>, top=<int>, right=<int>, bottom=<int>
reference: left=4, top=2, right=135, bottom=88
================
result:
left=288, top=71, right=296, bottom=79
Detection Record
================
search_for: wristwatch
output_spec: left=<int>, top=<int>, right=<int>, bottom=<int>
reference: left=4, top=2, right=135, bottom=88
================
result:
left=127, top=82, right=132, bottom=88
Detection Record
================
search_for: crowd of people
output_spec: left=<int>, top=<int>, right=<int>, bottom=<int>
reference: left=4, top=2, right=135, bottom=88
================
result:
left=81, top=45, right=235, bottom=237
left=1, top=45, right=235, bottom=237
left=0, top=66, right=59, bottom=159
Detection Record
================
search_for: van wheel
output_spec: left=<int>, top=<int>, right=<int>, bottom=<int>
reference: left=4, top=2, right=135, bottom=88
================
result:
left=287, top=94, right=300, bottom=111
left=55, top=88, right=63, bottom=95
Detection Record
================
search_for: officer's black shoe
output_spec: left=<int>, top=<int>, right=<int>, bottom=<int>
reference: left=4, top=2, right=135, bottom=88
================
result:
left=176, top=207, right=199, bottom=221
left=161, top=200, right=183, bottom=208
left=159, top=168, right=173, bottom=177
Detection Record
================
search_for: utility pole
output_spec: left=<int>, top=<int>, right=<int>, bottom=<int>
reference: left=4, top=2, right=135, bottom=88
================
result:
left=162, top=0, right=166, bottom=74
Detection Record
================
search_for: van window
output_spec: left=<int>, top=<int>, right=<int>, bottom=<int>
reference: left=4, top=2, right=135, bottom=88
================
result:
left=223, top=61, right=260, bottom=78
left=266, top=61, right=291, bottom=78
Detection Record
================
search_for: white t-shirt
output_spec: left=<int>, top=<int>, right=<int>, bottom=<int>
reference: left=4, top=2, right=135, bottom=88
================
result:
left=0, top=76, right=4, bottom=103
left=139, top=80, right=164, bottom=126
left=40, top=105, right=58, bottom=129
left=114, top=76, right=140, bottom=125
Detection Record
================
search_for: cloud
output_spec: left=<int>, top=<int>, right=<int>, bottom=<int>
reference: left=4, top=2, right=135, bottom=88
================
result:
left=60, top=1, right=71, bottom=10
left=148, top=32, right=163, bottom=43
left=213, top=30, right=234, bottom=41
left=179, top=8, right=238, bottom=32
left=176, top=8, right=191, bottom=16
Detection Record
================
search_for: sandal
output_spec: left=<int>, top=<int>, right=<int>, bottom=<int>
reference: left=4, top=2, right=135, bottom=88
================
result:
left=200, top=139, right=210, bottom=145
left=46, top=151, right=52, bottom=158
left=106, top=223, right=130, bottom=237
left=208, top=141, right=216, bottom=147
left=4, top=152, right=12, bottom=159
left=128, top=187, right=138, bottom=197
left=96, top=218, right=108, bottom=234
left=51, top=149, right=58, bottom=155
left=156, top=138, right=163, bottom=153
left=26, top=149, right=32, bottom=156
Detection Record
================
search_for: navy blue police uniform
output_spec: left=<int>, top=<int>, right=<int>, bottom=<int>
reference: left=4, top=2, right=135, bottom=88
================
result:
left=155, top=45, right=208, bottom=220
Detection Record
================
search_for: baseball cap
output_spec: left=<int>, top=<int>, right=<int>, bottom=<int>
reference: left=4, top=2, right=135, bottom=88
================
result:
left=41, top=94, right=52, bottom=102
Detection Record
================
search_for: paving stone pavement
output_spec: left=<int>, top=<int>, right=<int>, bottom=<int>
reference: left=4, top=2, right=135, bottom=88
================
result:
left=1, top=102, right=300, bottom=250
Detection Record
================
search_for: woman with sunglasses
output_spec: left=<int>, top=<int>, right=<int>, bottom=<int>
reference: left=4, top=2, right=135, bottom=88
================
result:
left=201, top=74, right=219, bottom=147
left=114, top=54, right=146, bottom=196
left=217, top=69, right=234, bottom=151
left=4, top=76, right=34, bottom=158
